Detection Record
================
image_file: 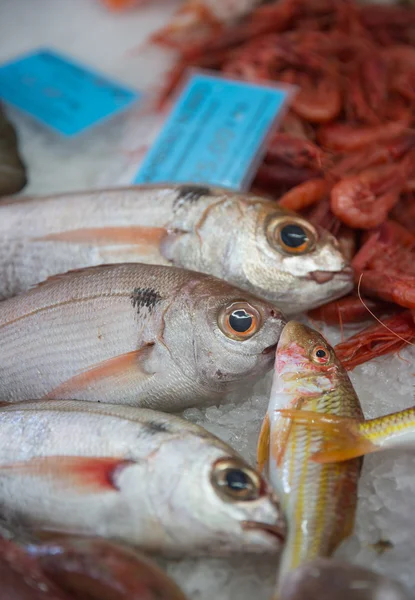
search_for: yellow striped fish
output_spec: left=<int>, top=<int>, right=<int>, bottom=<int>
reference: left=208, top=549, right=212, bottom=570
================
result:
left=257, top=321, right=363, bottom=594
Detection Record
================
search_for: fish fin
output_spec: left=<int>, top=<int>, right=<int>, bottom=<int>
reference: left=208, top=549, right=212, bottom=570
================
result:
left=43, top=345, right=154, bottom=401
left=0, top=456, right=132, bottom=493
left=256, top=413, right=270, bottom=474
left=32, top=226, right=167, bottom=250
left=277, top=409, right=377, bottom=463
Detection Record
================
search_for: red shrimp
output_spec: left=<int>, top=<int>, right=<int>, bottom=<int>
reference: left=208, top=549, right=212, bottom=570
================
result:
left=334, top=310, right=415, bottom=370
left=390, top=192, right=415, bottom=235
left=253, top=163, right=320, bottom=191
left=265, top=133, right=325, bottom=171
left=278, top=178, right=330, bottom=211
left=317, top=122, right=410, bottom=152
left=330, top=155, right=414, bottom=229
left=279, top=68, right=342, bottom=124
left=330, top=133, right=415, bottom=179
left=308, top=295, right=396, bottom=325
left=352, top=223, right=415, bottom=309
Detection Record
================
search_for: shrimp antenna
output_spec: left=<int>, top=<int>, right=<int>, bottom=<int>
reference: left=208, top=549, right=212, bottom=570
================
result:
left=357, top=273, right=415, bottom=347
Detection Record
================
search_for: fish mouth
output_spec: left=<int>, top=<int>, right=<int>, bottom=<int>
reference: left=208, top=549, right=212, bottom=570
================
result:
left=306, top=266, right=354, bottom=285
left=241, top=520, right=286, bottom=543
left=262, top=343, right=278, bottom=355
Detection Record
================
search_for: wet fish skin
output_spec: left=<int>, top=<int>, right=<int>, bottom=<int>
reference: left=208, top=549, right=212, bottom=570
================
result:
left=279, top=558, right=409, bottom=600
left=0, top=263, right=285, bottom=408
left=257, top=321, right=363, bottom=592
left=0, top=534, right=189, bottom=600
left=28, top=536, right=190, bottom=600
left=0, top=536, right=69, bottom=600
left=0, top=401, right=285, bottom=556
left=0, top=184, right=353, bottom=313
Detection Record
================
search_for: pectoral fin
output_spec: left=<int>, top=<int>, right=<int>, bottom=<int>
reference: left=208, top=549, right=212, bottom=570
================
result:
left=32, top=226, right=167, bottom=253
left=256, top=413, right=270, bottom=474
left=43, top=345, right=155, bottom=401
left=0, top=456, right=133, bottom=493
left=277, top=409, right=377, bottom=463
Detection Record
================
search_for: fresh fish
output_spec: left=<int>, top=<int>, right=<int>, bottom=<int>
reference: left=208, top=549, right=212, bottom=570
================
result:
left=0, top=263, right=285, bottom=409
left=0, top=535, right=189, bottom=600
left=279, top=558, right=409, bottom=600
left=0, top=185, right=353, bottom=314
left=27, top=536, right=189, bottom=600
left=0, top=104, right=26, bottom=197
left=0, top=401, right=285, bottom=555
left=0, top=536, right=68, bottom=600
left=287, top=405, right=415, bottom=462
left=256, top=321, right=363, bottom=594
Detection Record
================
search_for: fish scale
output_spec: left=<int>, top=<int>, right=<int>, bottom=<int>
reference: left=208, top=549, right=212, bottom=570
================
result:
left=0, top=400, right=285, bottom=556
left=0, top=262, right=285, bottom=410
left=0, top=184, right=352, bottom=314
left=259, top=321, right=363, bottom=595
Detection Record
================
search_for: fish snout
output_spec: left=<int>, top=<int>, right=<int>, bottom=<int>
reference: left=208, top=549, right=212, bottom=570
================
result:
left=306, top=265, right=354, bottom=285
left=241, top=514, right=286, bottom=547
left=278, top=320, right=311, bottom=349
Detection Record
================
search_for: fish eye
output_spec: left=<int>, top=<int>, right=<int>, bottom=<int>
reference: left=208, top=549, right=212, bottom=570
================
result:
left=211, top=458, right=262, bottom=502
left=266, top=215, right=317, bottom=255
left=218, top=301, right=261, bottom=341
left=311, top=345, right=330, bottom=364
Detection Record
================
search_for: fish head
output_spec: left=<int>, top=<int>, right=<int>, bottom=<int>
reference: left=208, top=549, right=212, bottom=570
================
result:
left=163, top=276, right=286, bottom=391
left=151, top=434, right=286, bottom=555
left=241, top=202, right=353, bottom=315
left=270, top=320, right=344, bottom=406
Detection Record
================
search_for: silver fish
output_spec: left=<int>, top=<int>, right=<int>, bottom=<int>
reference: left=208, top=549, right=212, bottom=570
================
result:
left=0, top=401, right=285, bottom=556
left=0, top=185, right=353, bottom=314
left=0, top=262, right=285, bottom=409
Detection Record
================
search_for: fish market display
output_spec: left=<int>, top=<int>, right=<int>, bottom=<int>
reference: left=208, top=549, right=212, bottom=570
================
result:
left=257, top=321, right=363, bottom=593
left=0, top=262, right=286, bottom=408
left=279, top=558, right=409, bottom=600
left=0, top=535, right=190, bottom=600
left=154, top=0, right=415, bottom=361
left=285, top=405, right=415, bottom=463
left=0, top=401, right=285, bottom=554
left=0, top=104, right=26, bottom=197
left=0, top=185, right=352, bottom=314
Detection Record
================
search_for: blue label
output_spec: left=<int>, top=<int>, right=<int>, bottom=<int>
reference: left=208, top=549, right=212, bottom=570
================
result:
left=0, top=49, right=140, bottom=136
left=133, top=72, right=290, bottom=190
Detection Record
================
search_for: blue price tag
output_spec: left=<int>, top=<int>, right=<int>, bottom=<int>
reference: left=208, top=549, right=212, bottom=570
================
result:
left=133, top=71, right=291, bottom=190
left=0, top=49, right=140, bottom=137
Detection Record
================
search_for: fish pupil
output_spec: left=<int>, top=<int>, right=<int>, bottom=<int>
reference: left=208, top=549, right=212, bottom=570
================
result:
left=316, top=349, right=326, bottom=358
left=225, top=469, right=250, bottom=490
left=229, top=309, right=252, bottom=333
left=280, top=224, right=307, bottom=248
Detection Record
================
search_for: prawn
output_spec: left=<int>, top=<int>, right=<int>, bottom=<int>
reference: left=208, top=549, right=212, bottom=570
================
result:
left=266, top=133, right=325, bottom=171
left=317, top=122, right=410, bottom=152
left=334, top=310, right=415, bottom=370
left=278, top=178, right=330, bottom=212
left=352, top=223, right=415, bottom=309
left=308, top=295, right=395, bottom=325
left=330, top=154, right=414, bottom=229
